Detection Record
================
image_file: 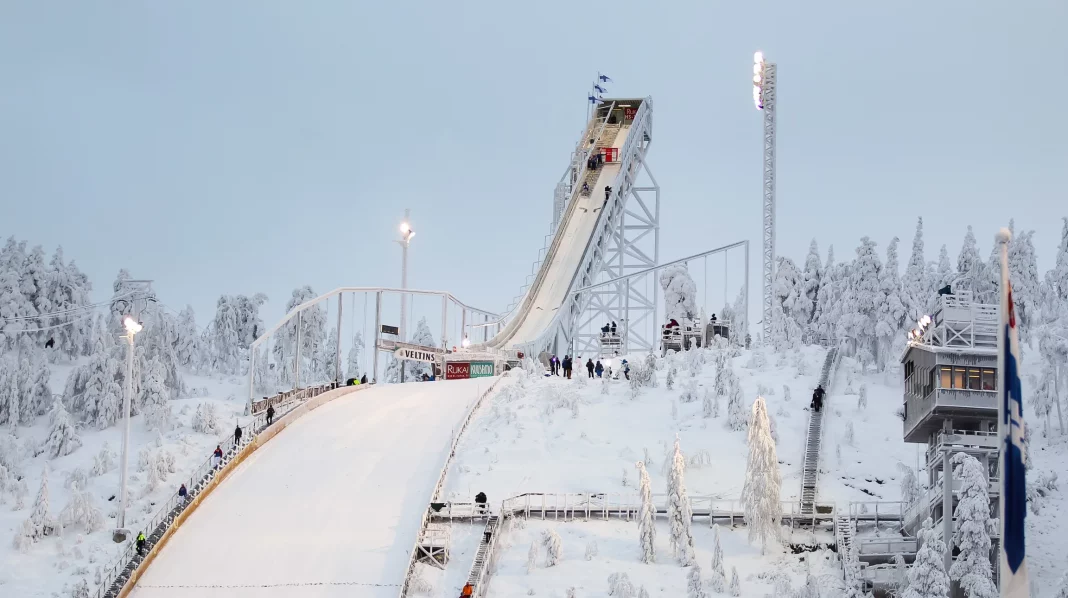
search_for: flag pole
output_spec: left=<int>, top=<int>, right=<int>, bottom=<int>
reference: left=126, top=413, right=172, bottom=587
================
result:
left=996, top=229, right=1008, bottom=590
left=996, top=226, right=1030, bottom=597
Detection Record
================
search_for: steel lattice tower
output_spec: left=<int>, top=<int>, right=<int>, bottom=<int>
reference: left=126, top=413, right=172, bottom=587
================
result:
left=754, top=53, right=776, bottom=341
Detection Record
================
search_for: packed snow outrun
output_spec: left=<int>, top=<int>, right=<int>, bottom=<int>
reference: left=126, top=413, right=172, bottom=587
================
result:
left=3, top=5, right=1067, bottom=598
left=129, top=379, right=494, bottom=598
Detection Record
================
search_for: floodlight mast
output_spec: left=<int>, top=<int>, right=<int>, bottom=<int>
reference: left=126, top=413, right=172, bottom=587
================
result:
left=754, top=51, right=776, bottom=342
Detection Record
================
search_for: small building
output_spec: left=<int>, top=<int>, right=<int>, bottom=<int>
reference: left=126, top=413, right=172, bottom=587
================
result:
left=899, top=290, right=1000, bottom=593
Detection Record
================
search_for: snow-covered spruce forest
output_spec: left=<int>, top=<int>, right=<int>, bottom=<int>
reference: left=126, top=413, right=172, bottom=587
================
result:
left=0, top=236, right=373, bottom=597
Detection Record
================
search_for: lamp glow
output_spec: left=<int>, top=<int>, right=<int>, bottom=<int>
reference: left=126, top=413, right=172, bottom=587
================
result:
left=123, top=316, right=142, bottom=335
left=400, top=222, right=410, bottom=234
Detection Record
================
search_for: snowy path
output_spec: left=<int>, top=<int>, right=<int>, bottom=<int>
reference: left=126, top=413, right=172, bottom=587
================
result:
left=129, top=378, right=495, bottom=598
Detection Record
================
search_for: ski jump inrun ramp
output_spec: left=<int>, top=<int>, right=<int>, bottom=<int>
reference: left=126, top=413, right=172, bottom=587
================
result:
left=132, top=109, right=638, bottom=596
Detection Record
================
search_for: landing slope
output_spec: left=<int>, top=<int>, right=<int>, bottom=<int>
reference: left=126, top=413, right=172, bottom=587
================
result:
left=130, top=378, right=495, bottom=598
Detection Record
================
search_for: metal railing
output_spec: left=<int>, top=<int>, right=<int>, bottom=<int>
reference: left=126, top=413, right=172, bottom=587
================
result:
left=93, top=382, right=336, bottom=598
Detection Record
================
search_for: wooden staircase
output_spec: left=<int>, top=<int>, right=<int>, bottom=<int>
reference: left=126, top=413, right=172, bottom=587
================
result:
left=800, top=347, right=839, bottom=516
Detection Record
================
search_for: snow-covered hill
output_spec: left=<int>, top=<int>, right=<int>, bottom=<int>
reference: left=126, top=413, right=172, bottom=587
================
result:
left=0, top=366, right=248, bottom=598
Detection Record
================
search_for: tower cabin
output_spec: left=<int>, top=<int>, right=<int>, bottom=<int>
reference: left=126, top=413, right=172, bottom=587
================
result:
left=900, top=289, right=1000, bottom=590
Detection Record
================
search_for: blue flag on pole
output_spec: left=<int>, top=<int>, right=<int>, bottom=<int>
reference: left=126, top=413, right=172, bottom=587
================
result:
left=598, top=72, right=612, bottom=83
left=588, top=94, right=599, bottom=104
left=997, top=228, right=1030, bottom=597
left=593, top=84, right=607, bottom=94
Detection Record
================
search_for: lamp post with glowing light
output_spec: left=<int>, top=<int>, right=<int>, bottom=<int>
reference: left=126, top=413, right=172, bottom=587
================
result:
left=753, top=50, right=776, bottom=342
left=115, top=315, right=142, bottom=541
left=395, top=210, right=415, bottom=382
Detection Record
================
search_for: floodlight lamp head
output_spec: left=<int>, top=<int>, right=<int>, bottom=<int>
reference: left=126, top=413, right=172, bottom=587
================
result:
left=462, top=336, right=471, bottom=348
left=400, top=222, right=410, bottom=234
left=754, top=51, right=764, bottom=64
left=123, top=316, right=143, bottom=335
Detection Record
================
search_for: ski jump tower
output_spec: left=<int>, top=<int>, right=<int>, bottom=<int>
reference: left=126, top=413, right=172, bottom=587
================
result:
left=487, top=98, right=659, bottom=357
left=900, top=289, right=1001, bottom=590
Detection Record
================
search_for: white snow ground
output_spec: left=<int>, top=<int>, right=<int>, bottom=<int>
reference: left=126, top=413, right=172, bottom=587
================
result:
left=0, top=366, right=249, bottom=598
left=129, top=377, right=497, bottom=598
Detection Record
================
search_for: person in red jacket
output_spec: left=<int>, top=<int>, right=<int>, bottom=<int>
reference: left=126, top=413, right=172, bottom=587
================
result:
left=212, top=445, right=223, bottom=468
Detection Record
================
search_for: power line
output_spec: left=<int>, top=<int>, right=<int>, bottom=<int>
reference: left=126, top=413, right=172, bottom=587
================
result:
left=0, top=290, right=138, bottom=323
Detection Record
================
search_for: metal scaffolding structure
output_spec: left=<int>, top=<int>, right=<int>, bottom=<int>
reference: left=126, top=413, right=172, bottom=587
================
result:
left=754, top=52, right=776, bottom=341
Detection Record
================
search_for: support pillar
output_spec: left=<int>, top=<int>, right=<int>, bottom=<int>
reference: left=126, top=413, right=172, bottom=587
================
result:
left=373, top=292, right=382, bottom=383
left=335, top=294, right=344, bottom=385
left=294, top=311, right=302, bottom=389
left=441, top=295, right=448, bottom=349
left=943, top=449, right=953, bottom=573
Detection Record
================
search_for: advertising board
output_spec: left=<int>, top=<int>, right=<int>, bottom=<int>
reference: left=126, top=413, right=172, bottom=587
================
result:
left=470, top=361, right=494, bottom=378
left=445, top=362, right=471, bottom=380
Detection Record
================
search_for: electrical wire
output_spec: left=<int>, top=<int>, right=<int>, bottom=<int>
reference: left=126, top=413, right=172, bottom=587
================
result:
left=0, top=289, right=138, bottom=322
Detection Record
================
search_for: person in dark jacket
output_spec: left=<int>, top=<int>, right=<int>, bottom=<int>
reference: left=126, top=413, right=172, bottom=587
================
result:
left=474, top=491, right=488, bottom=514
left=586, top=358, right=595, bottom=378
left=266, top=404, right=275, bottom=425
left=234, top=424, right=242, bottom=445
left=136, top=532, right=147, bottom=555
left=604, top=186, right=612, bottom=201
left=213, top=445, right=223, bottom=468
left=360, top=374, right=368, bottom=384
left=611, top=321, right=617, bottom=335
left=595, top=360, right=604, bottom=378
left=178, top=483, right=188, bottom=501
left=622, top=359, right=630, bottom=380
left=811, top=385, right=825, bottom=412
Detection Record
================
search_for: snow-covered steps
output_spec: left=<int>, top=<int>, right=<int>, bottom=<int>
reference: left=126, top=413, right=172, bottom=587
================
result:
left=461, top=515, right=502, bottom=597
left=799, top=348, right=839, bottom=516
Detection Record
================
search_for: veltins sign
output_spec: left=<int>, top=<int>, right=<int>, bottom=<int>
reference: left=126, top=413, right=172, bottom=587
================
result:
left=395, top=347, right=437, bottom=363
left=445, top=362, right=470, bottom=380
left=470, top=361, right=494, bottom=378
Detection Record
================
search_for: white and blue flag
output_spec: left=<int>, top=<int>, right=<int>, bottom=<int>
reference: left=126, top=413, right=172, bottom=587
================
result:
left=997, top=228, right=1030, bottom=597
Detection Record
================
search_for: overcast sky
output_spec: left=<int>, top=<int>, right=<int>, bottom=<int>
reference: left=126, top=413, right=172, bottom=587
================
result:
left=2, top=1, right=1065, bottom=331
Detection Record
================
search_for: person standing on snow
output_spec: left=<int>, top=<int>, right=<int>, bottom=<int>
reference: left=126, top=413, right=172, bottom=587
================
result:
left=595, top=360, right=604, bottom=378
left=586, top=358, right=595, bottom=378
left=622, top=359, right=630, bottom=380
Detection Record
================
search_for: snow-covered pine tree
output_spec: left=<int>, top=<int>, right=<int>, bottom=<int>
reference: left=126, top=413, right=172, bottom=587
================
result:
left=192, top=402, right=220, bottom=435
left=141, top=356, right=172, bottom=431
left=702, top=388, right=714, bottom=418
left=897, top=463, right=921, bottom=506
left=45, top=400, right=81, bottom=459
left=709, top=524, right=727, bottom=591
left=741, top=397, right=782, bottom=553
left=635, top=460, right=656, bottom=563
left=316, top=327, right=339, bottom=384
left=726, top=378, right=746, bottom=431
left=543, top=528, right=563, bottom=566
left=346, top=332, right=364, bottom=379
left=175, top=305, right=200, bottom=369
left=902, top=518, right=950, bottom=598
left=927, top=244, right=955, bottom=315
left=44, top=247, right=93, bottom=360
left=772, top=256, right=806, bottom=329
left=948, top=452, right=996, bottom=598
left=687, top=564, right=706, bottom=598
left=802, top=239, right=823, bottom=325
left=666, top=367, right=675, bottom=390
left=59, top=483, right=104, bottom=533
left=608, top=572, right=637, bottom=597
left=876, top=237, right=907, bottom=369
left=729, top=566, right=741, bottom=596
left=90, top=443, right=116, bottom=477
left=858, top=384, right=868, bottom=410
left=837, top=237, right=883, bottom=364
left=903, top=218, right=929, bottom=324
left=69, top=578, right=90, bottom=598
left=666, top=437, right=695, bottom=565
left=659, top=264, right=698, bottom=323
left=813, top=245, right=838, bottom=341
left=384, top=317, right=436, bottom=382
left=1008, top=228, right=1040, bottom=339
left=14, top=465, right=53, bottom=549
left=209, top=292, right=267, bottom=375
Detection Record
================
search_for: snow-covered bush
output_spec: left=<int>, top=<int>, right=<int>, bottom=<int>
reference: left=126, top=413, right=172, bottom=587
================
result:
left=783, top=385, right=792, bottom=401
left=636, top=460, right=655, bottom=563
left=857, top=384, right=868, bottom=410
left=584, top=540, right=598, bottom=561
left=607, top=572, right=637, bottom=597
left=844, top=421, right=856, bottom=446
left=89, top=443, right=116, bottom=477
left=897, top=463, right=922, bottom=506
left=687, top=564, right=706, bottom=598
left=542, top=528, right=563, bottom=567
left=1027, top=470, right=1058, bottom=514
left=709, top=524, right=727, bottom=591
left=59, top=484, right=104, bottom=534
left=729, top=566, right=741, bottom=596
left=741, top=397, right=781, bottom=554
left=659, top=264, right=698, bottom=323
left=44, top=400, right=81, bottom=459
left=64, top=468, right=89, bottom=491
left=527, top=541, right=538, bottom=573
left=141, top=356, right=172, bottom=431
left=192, top=402, right=220, bottom=434
left=679, top=379, right=699, bottom=403
left=666, top=367, right=676, bottom=390
left=702, top=389, right=715, bottom=418
left=948, top=452, right=995, bottom=598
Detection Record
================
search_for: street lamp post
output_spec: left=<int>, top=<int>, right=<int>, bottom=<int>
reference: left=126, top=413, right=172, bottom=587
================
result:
left=753, top=50, right=776, bottom=343
left=396, top=209, right=415, bottom=382
left=114, top=316, right=142, bottom=542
